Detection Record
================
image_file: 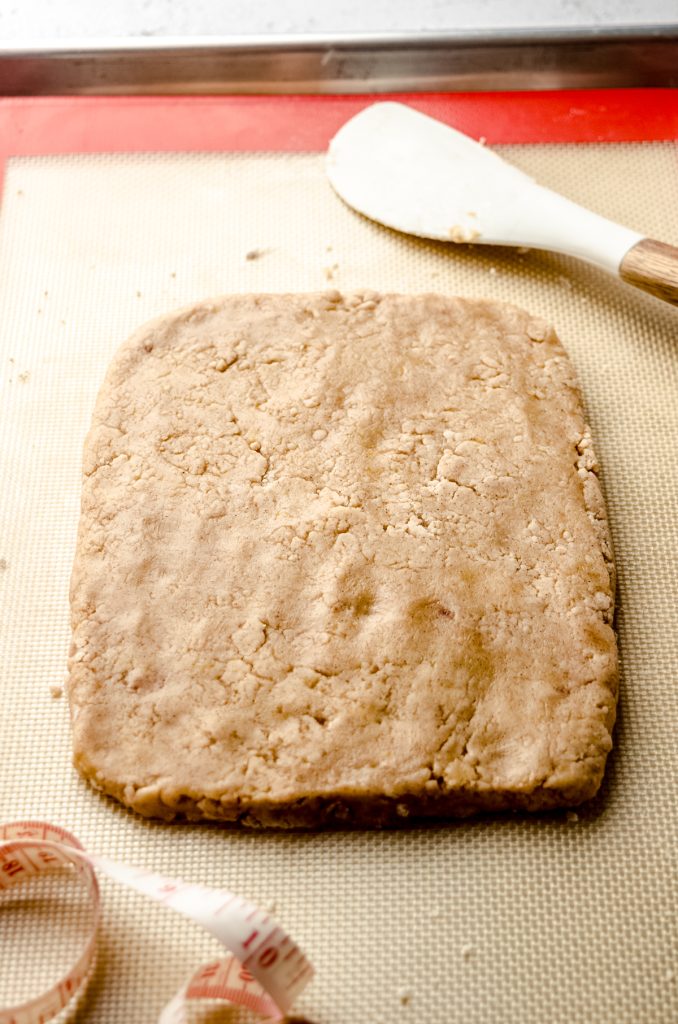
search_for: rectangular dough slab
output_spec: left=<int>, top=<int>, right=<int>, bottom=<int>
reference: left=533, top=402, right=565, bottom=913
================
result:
left=68, top=291, right=617, bottom=826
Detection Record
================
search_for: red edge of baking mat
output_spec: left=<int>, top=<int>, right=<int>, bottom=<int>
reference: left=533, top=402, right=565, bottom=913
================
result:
left=0, top=90, right=676, bottom=181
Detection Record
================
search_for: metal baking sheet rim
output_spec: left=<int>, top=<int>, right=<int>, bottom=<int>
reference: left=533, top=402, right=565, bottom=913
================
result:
left=1, top=25, right=677, bottom=95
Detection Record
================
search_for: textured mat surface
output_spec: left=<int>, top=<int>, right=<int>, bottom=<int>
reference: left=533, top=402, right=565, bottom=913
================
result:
left=1, top=143, right=677, bottom=1023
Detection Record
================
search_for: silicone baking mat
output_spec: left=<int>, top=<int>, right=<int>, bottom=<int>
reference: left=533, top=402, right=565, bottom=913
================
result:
left=1, top=92, right=677, bottom=1023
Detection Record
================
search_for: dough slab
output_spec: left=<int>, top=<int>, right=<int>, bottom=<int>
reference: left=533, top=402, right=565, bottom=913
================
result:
left=68, top=292, right=617, bottom=826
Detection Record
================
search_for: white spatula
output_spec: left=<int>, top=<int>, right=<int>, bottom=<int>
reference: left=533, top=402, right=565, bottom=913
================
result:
left=327, top=102, right=678, bottom=307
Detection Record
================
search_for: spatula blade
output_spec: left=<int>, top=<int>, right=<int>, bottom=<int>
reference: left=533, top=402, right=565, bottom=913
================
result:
left=327, top=102, right=543, bottom=247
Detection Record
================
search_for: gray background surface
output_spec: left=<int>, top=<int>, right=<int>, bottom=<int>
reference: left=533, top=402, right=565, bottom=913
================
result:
left=0, top=0, right=676, bottom=39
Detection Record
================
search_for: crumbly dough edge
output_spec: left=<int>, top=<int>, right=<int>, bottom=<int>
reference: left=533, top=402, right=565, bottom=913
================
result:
left=76, top=749, right=610, bottom=827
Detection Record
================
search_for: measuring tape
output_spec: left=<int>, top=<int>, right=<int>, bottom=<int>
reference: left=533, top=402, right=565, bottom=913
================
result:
left=0, top=821, right=314, bottom=1023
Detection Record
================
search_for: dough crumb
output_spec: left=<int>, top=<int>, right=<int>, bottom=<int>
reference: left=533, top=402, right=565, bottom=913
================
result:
left=449, top=225, right=480, bottom=243
left=526, top=320, right=549, bottom=342
left=566, top=811, right=579, bottom=823
left=397, top=988, right=412, bottom=1006
left=213, top=354, right=237, bottom=372
left=323, top=263, right=339, bottom=281
left=517, top=246, right=530, bottom=255
left=461, top=944, right=475, bottom=961
left=478, top=136, right=487, bottom=145
left=245, top=248, right=265, bottom=261
left=0, top=558, right=7, bottom=572
left=50, top=685, right=63, bottom=699
left=18, top=370, right=30, bottom=383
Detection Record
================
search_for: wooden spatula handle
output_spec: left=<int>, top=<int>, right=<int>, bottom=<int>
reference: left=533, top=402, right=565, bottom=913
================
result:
left=619, top=238, right=678, bottom=306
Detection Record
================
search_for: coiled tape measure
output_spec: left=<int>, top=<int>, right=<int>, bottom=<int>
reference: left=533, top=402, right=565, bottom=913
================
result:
left=0, top=821, right=313, bottom=1023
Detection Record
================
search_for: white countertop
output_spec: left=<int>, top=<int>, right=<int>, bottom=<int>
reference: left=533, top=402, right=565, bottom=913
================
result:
left=0, top=0, right=676, bottom=40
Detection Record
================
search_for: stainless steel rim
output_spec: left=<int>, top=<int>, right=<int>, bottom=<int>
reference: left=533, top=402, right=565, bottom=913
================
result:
left=1, top=25, right=677, bottom=95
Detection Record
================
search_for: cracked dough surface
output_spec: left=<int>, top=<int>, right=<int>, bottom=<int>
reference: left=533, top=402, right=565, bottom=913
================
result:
left=68, top=291, right=617, bottom=826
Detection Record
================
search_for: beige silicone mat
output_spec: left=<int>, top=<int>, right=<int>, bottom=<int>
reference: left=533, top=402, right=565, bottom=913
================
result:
left=1, top=141, right=677, bottom=1023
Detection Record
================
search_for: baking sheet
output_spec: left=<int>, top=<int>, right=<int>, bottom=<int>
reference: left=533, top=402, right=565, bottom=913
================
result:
left=1, top=141, right=677, bottom=1023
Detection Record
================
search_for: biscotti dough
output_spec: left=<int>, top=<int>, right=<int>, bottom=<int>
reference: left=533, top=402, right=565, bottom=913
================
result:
left=68, top=291, right=617, bottom=826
